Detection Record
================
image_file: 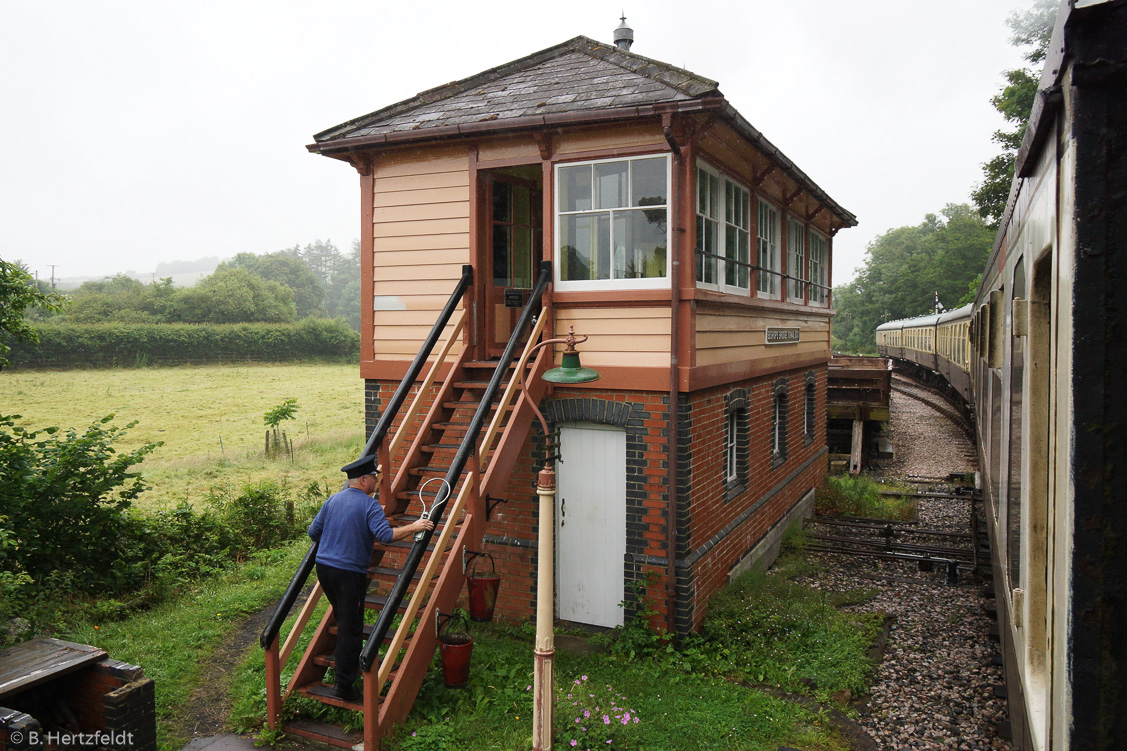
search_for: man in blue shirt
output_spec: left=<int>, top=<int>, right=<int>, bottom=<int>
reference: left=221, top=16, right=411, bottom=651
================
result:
left=308, top=454, right=434, bottom=701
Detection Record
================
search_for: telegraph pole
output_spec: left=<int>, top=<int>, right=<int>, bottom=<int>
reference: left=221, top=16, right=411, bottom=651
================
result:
left=48, top=265, right=59, bottom=289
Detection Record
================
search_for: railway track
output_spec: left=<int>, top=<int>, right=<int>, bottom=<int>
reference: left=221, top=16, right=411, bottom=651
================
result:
left=890, top=373, right=975, bottom=443
left=804, top=489, right=991, bottom=585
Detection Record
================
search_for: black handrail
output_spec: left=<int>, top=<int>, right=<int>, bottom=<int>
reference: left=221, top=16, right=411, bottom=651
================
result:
left=259, top=265, right=473, bottom=650
left=359, top=261, right=552, bottom=671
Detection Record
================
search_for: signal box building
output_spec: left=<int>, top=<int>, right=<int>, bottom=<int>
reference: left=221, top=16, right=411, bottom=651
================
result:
left=310, top=32, right=856, bottom=636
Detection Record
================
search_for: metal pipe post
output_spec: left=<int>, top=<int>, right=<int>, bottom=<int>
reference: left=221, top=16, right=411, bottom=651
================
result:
left=532, top=465, right=556, bottom=751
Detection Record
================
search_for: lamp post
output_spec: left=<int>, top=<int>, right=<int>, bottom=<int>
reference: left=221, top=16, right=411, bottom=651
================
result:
left=522, top=326, right=600, bottom=751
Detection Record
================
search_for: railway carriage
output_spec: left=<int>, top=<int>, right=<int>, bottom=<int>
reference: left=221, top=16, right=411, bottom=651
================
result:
left=876, top=1, right=1127, bottom=747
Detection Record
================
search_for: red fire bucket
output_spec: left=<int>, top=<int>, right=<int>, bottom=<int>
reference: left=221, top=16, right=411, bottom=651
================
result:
left=466, top=552, right=501, bottom=622
left=438, top=611, right=474, bottom=688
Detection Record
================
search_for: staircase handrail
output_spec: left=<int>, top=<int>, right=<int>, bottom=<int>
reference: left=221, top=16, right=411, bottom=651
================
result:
left=478, top=311, right=548, bottom=461
left=259, top=264, right=473, bottom=651
left=360, top=260, right=552, bottom=671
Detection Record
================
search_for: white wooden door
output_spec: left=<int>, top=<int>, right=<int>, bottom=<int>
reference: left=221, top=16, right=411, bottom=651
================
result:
left=556, top=423, right=626, bottom=627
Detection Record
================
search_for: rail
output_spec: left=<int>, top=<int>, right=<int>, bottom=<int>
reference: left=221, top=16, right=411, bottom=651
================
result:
left=359, top=260, right=552, bottom=672
left=694, top=248, right=831, bottom=303
left=259, top=265, right=474, bottom=651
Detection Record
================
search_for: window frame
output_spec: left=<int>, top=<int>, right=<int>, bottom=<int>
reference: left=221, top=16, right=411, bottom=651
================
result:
left=554, top=154, right=671, bottom=292
left=695, top=161, right=752, bottom=296
left=756, top=199, right=782, bottom=300
left=803, top=370, right=817, bottom=445
left=787, top=217, right=806, bottom=304
left=808, top=230, right=828, bottom=307
left=724, top=388, right=750, bottom=500
left=770, top=377, right=789, bottom=467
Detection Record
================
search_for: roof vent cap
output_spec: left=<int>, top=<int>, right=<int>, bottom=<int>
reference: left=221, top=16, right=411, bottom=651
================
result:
left=613, top=14, right=633, bottom=51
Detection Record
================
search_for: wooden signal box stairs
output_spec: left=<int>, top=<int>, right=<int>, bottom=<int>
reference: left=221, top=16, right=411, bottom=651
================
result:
left=260, top=289, right=552, bottom=750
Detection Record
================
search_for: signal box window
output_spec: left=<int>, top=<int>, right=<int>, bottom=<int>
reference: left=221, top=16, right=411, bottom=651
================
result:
left=757, top=200, right=781, bottom=299
left=696, top=162, right=751, bottom=294
left=724, top=389, right=750, bottom=500
left=556, top=156, right=669, bottom=291
left=771, top=378, right=789, bottom=467
left=787, top=218, right=806, bottom=303
left=809, top=231, right=828, bottom=306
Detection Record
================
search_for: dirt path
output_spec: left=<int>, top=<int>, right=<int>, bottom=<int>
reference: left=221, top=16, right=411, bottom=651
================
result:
left=175, top=587, right=313, bottom=743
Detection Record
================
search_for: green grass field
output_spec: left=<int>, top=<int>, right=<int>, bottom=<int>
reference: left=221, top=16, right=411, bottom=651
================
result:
left=0, top=363, right=367, bottom=507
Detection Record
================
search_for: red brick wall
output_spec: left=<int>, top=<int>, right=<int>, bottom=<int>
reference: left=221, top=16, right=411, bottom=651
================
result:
left=365, top=364, right=827, bottom=636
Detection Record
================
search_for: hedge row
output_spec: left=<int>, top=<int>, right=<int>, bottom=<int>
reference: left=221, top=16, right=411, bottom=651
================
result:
left=3, top=318, right=360, bottom=369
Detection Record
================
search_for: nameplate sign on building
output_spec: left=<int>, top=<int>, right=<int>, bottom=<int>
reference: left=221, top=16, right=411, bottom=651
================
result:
left=765, top=327, right=801, bottom=345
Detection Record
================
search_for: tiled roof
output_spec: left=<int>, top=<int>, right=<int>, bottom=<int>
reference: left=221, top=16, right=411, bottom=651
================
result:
left=314, top=36, right=719, bottom=144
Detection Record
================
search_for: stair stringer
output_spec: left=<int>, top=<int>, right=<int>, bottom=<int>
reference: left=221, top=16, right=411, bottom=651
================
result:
left=373, top=510, right=478, bottom=738
left=480, top=347, right=552, bottom=497
left=389, top=347, right=471, bottom=515
left=368, top=350, right=551, bottom=744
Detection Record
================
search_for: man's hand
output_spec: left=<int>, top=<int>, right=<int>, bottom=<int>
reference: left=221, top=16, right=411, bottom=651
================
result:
left=391, top=517, right=435, bottom=541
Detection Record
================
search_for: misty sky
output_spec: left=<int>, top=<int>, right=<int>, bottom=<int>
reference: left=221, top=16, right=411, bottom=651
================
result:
left=1, top=0, right=1031, bottom=285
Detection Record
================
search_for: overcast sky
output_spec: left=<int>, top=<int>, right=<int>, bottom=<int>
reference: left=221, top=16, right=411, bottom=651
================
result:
left=1, top=0, right=1031, bottom=286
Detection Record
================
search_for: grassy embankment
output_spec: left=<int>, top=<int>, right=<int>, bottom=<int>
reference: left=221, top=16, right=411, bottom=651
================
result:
left=3, top=365, right=881, bottom=749
left=0, top=363, right=366, bottom=508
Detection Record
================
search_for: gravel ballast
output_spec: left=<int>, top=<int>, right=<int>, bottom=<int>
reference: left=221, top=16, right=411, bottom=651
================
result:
left=801, top=390, right=1010, bottom=750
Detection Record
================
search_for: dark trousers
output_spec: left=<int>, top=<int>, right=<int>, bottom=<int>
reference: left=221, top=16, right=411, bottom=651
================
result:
left=316, top=563, right=370, bottom=687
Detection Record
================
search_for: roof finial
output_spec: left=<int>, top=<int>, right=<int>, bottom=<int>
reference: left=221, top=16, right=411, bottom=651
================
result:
left=614, top=12, right=634, bottom=52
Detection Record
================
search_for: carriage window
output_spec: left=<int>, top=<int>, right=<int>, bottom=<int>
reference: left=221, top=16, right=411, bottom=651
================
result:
left=1007, top=260, right=1026, bottom=597
left=556, top=156, right=669, bottom=290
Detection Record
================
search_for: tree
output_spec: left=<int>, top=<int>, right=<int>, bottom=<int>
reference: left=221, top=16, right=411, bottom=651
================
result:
left=0, top=258, right=67, bottom=368
left=300, top=239, right=347, bottom=288
left=178, top=267, right=297, bottom=324
left=971, top=0, right=1058, bottom=226
left=218, top=251, right=326, bottom=318
left=831, top=205, right=994, bottom=352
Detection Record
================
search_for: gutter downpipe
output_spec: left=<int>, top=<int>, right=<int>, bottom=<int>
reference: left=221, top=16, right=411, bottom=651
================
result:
left=664, top=114, right=681, bottom=638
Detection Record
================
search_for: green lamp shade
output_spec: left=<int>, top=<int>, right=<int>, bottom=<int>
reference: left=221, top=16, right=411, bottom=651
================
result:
left=542, top=350, right=601, bottom=384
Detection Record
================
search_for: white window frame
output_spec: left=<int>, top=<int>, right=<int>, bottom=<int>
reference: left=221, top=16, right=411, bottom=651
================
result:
left=695, top=161, right=751, bottom=295
left=787, top=218, right=806, bottom=303
left=554, top=155, right=671, bottom=292
left=757, top=199, right=781, bottom=300
left=725, top=409, right=739, bottom=483
left=809, top=230, right=828, bottom=307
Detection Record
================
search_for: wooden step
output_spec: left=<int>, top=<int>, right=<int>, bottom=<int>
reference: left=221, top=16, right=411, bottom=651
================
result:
left=284, top=720, right=363, bottom=749
left=409, top=465, right=452, bottom=478
left=419, top=443, right=461, bottom=453
left=314, top=651, right=407, bottom=675
left=453, top=380, right=491, bottom=389
left=443, top=399, right=510, bottom=411
left=295, top=681, right=368, bottom=711
left=433, top=421, right=472, bottom=432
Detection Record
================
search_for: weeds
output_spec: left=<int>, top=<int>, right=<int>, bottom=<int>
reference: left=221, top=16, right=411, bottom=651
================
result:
left=700, top=568, right=881, bottom=698
left=815, top=473, right=916, bottom=520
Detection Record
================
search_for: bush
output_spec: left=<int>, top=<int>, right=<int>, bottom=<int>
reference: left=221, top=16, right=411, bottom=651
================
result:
left=0, top=413, right=161, bottom=591
left=0, top=413, right=322, bottom=645
left=2, top=318, right=359, bottom=369
left=206, top=480, right=318, bottom=558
